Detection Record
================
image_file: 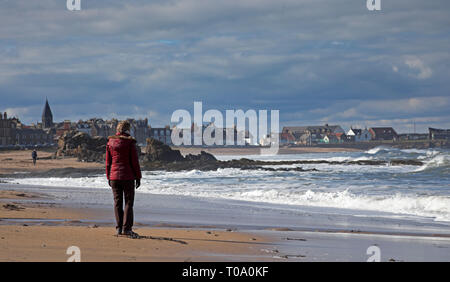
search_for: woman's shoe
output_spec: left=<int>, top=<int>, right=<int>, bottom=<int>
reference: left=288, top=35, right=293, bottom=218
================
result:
left=116, top=228, right=122, bottom=236
left=123, top=230, right=139, bottom=239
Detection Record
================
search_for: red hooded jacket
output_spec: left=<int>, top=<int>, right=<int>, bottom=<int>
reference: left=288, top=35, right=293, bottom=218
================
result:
left=106, top=132, right=142, bottom=180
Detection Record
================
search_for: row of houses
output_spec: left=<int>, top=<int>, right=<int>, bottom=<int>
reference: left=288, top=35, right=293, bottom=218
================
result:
left=171, top=122, right=257, bottom=146
left=75, top=118, right=153, bottom=145
left=281, top=125, right=401, bottom=145
left=76, top=121, right=256, bottom=147
left=54, top=118, right=172, bottom=146
left=281, top=125, right=450, bottom=145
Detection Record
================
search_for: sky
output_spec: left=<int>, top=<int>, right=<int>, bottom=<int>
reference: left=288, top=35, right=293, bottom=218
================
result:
left=0, top=0, right=449, bottom=133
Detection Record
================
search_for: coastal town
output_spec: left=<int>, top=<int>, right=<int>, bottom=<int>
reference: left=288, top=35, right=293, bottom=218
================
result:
left=1, top=99, right=450, bottom=149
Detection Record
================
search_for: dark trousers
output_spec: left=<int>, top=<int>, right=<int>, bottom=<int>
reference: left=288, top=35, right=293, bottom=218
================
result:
left=111, top=180, right=135, bottom=232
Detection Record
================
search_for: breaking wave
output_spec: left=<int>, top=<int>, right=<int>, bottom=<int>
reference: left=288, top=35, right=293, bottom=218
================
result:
left=414, top=153, right=450, bottom=173
left=230, top=189, right=450, bottom=222
left=4, top=147, right=449, bottom=222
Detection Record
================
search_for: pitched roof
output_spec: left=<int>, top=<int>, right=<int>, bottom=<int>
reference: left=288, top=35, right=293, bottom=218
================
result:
left=369, top=127, right=398, bottom=138
left=283, top=125, right=343, bottom=133
left=370, top=127, right=397, bottom=135
left=282, top=126, right=308, bottom=133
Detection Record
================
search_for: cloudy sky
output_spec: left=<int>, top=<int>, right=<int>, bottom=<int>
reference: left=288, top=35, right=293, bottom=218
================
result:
left=0, top=0, right=449, bottom=133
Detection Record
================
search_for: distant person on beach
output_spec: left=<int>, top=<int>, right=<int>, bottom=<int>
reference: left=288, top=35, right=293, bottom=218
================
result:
left=106, top=120, right=142, bottom=238
left=31, top=150, right=37, bottom=166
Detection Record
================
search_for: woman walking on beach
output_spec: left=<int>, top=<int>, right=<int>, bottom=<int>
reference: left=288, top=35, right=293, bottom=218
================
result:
left=106, top=120, right=142, bottom=238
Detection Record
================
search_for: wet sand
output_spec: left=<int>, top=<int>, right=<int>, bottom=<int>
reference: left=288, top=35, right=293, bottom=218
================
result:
left=0, top=189, right=270, bottom=262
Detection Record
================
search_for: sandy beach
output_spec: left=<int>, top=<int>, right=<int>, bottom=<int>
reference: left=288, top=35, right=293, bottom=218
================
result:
left=0, top=189, right=270, bottom=262
left=0, top=149, right=103, bottom=176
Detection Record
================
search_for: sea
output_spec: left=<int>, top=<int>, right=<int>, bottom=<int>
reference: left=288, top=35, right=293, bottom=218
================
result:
left=4, top=146, right=450, bottom=223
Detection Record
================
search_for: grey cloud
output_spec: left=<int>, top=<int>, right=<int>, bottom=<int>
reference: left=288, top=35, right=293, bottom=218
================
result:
left=0, top=0, right=449, bottom=131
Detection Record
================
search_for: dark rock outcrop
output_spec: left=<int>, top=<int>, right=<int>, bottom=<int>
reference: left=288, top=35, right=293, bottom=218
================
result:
left=55, top=130, right=143, bottom=163
left=142, top=138, right=223, bottom=171
left=55, top=130, right=107, bottom=163
left=143, top=138, right=217, bottom=163
left=143, top=138, right=185, bottom=162
left=184, top=151, right=217, bottom=162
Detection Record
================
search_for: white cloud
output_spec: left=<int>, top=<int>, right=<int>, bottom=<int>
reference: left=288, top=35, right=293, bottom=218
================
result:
left=405, top=57, right=432, bottom=79
left=2, top=106, right=32, bottom=119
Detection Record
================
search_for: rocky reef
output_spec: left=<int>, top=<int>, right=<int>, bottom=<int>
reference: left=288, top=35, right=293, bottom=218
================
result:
left=143, top=138, right=185, bottom=162
left=142, top=138, right=224, bottom=171
left=55, top=130, right=145, bottom=163
left=55, top=130, right=107, bottom=162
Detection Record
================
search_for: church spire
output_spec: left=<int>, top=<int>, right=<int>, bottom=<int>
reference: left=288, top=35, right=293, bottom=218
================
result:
left=42, top=97, right=53, bottom=128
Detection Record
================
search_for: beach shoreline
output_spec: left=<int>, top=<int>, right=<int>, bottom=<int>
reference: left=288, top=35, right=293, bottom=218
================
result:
left=2, top=184, right=450, bottom=262
left=0, top=188, right=273, bottom=262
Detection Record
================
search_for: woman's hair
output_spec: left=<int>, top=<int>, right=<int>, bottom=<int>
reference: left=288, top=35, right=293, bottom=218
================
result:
left=116, top=120, right=131, bottom=133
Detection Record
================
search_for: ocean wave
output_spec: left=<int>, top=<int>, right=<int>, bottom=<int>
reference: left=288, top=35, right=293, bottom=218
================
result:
left=366, top=146, right=393, bottom=155
left=218, top=147, right=448, bottom=166
left=414, top=153, right=450, bottom=173
left=216, top=189, right=450, bottom=222
left=5, top=170, right=450, bottom=222
left=139, top=185, right=450, bottom=222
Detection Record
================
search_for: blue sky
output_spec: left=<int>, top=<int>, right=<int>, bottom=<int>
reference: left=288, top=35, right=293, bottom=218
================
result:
left=0, top=0, right=449, bottom=133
